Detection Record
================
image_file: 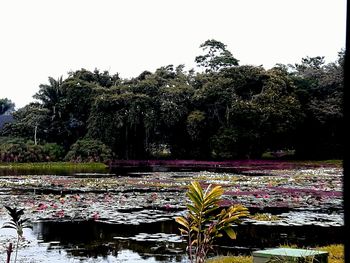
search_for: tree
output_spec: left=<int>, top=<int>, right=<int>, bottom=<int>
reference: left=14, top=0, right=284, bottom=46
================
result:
left=33, top=73, right=100, bottom=148
left=0, top=98, right=15, bottom=115
left=68, top=68, right=120, bottom=88
left=290, top=53, right=343, bottom=158
left=195, top=39, right=239, bottom=72
left=2, top=103, right=49, bottom=145
left=33, top=77, right=64, bottom=119
left=88, top=92, right=157, bottom=159
left=65, top=138, right=112, bottom=162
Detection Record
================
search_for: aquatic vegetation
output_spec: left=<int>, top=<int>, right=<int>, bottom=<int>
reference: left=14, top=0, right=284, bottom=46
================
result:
left=250, top=213, right=280, bottom=221
left=0, top=160, right=344, bottom=262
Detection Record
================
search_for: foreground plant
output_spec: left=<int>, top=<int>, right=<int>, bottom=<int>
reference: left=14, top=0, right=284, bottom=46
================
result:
left=2, top=206, right=32, bottom=263
left=176, top=181, right=249, bottom=263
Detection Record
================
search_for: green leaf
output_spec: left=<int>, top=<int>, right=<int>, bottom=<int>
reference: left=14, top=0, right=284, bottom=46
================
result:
left=190, top=181, right=203, bottom=201
left=186, top=204, right=200, bottom=215
left=2, top=224, right=17, bottom=230
left=203, top=206, right=219, bottom=215
left=223, top=227, right=237, bottom=239
left=187, top=192, right=202, bottom=209
left=175, top=217, right=189, bottom=229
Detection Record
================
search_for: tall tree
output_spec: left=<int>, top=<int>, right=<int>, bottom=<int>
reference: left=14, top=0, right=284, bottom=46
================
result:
left=2, top=103, right=49, bottom=144
left=291, top=53, right=343, bottom=158
left=195, top=39, right=239, bottom=72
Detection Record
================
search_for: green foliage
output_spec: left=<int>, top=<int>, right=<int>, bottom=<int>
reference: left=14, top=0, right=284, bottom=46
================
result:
left=290, top=52, right=343, bottom=159
left=176, top=181, right=249, bottom=263
left=42, top=143, right=65, bottom=160
left=195, top=39, right=239, bottom=72
left=2, top=41, right=343, bottom=160
left=1, top=103, right=50, bottom=144
left=65, top=138, right=112, bottom=162
left=88, top=92, right=157, bottom=159
left=0, top=137, right=64, bottom=162
left=0, top=162, right=108, bottom=173
left=187, top=110, right=206, bottom=140
left=2, top=206, right=31, bottom=237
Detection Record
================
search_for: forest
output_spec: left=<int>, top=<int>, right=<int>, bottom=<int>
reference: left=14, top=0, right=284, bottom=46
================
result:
left=0, top=40, right=344, bottom=162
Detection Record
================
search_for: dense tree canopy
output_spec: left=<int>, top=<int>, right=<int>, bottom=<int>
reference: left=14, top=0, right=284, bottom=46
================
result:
left=1, top=41, right=343, bottom=161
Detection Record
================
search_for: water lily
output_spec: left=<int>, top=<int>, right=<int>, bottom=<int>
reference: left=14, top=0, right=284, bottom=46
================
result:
left=37, top=203, right=48, bottom=210
left=55, top=210, right=65, bottom=217
left=92, top=212, right=100, bottom=220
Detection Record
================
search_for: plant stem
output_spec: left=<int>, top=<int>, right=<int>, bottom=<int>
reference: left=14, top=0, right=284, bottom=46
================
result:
left=188, top=231, right=193, bottom=263
left=14, top=235, right=19, bottom=263
left=6, top=242, right=12, bottom=263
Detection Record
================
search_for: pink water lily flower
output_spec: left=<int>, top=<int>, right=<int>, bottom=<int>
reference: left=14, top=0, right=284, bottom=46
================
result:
left=92, top=212, right=100, bottom=220
left=37, top=203, right=48, bottom=210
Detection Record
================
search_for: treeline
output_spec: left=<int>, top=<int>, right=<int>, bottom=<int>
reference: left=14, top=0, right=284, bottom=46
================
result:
left=0, top=40, right=343, bottom=161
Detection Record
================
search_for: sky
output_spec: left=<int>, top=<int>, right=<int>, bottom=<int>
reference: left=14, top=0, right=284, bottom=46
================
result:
left=0, top=0, right=346, bottom=109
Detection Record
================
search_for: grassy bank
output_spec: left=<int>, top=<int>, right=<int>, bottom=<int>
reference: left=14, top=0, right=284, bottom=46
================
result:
left=206, top=244, right=344, bottom=263
left=295, top=159, right=343, bottom=167
left=0, top=162, right=108, bottom=174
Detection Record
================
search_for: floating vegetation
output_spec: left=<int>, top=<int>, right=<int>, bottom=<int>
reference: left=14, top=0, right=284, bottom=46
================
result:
left=0, top=160, right=344, bottom=262
left=250, top=213, right=280, bottom=221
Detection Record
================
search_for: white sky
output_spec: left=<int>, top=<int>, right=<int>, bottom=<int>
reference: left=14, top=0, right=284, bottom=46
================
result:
left=0, top=0, right=346, bottom=109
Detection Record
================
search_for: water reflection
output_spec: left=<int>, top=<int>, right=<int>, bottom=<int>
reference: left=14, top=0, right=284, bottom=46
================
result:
left=0, top=217, right=344, bottom=263
left=33, top=220, right=187, bottom=262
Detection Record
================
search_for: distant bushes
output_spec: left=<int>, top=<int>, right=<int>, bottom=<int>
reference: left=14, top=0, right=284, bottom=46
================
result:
left=64, top=139, right=112, bottom=162
left=0, top=137, right=64, bottom=162
left=0, top=137, right=111, bottom=163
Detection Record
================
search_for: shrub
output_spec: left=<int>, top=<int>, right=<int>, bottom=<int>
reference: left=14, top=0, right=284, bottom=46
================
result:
left=65, top=138, right=112, bottom=162
left=176, top=181, right=249, bottom=263
left=42, top=143, right=65, bottom=161
left=0, top=137, right=64, bottom=162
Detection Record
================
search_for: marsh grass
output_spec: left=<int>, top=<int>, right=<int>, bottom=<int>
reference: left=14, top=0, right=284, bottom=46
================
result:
left=317, top=244, right=344, bottom=263
left=0, top=162, right=108, bottom=174
left=206, top=255, right=251, bottom=263
left=293, top=160, right=342, bottom=167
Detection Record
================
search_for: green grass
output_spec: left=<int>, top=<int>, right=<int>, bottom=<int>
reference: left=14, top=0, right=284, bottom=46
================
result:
left=293, top=159, right=343, bottom=167
left=0, top=162, right=108, bottom=173
left=206, top=244, right=344, bottom=263
left=206, top=255, right=252, bottom=263
left=317, top=244, right=344, bottom=263
left=279, top=244, right=344, bottom=263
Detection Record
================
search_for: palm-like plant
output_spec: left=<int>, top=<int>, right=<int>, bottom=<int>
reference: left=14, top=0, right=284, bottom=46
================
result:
left=175, top=181, right=249, bottom=263
left=2, top=206, right=32, bottom=263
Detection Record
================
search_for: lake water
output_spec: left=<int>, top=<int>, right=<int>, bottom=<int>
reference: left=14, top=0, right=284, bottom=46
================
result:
left=0, top=162, right=344, bottom=262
